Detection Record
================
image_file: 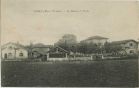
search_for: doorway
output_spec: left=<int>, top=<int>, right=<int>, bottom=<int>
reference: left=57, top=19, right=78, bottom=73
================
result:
left=4, top=53, right=7, bottom=59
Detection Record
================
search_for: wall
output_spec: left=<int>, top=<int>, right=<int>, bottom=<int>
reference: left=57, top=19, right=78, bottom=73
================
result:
left=124, top=41, right=138, bottom=49
left=1, top=43, right=28, bottom=59
left=122, top=41, right=138, bottom=54
left=15, top=49, right=28, bottom=59
left=86, top=39, right=107, bottom=45
left=2, top=48, right=15, bottom=59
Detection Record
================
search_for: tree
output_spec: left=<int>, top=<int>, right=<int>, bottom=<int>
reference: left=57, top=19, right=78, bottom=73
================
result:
left=104, top=42, right=123, bottom=55
left=55, top=34, right=77, bottom=52
left=77, top=42, right=103, bottom=54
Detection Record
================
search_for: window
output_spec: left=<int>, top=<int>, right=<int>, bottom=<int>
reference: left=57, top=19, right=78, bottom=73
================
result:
left=130, top=50, right=134, bottom=54
left=129, top=43, right=133, bottom=46
left=8, top=53, right=12, bottom=57
left=4, top=53, right=7, bottom=58
left=8, top=46, right=13, bottom=49
left=19, top=53, right=23, bottom=56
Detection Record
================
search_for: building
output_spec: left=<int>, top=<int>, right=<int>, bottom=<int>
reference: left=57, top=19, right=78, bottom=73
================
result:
left=29, top=43, right=69, bottom=61
left=48, top=46, right=69, bottom=61
left=49, top=46, right=69, bottom=58
left=111, top=39, right=138, bottom=55
left=1, top=42, right=28, bottom=60
left=80, top=36, right=108, bottom=46
left=31, top=43, right=51, bottom=59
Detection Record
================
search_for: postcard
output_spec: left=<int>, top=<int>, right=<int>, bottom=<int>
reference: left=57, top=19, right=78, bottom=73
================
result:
left=1, top=0, right=139, bottom=87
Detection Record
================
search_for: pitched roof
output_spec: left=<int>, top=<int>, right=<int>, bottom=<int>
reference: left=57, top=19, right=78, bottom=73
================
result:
left=32, top=45, right=68, bottom=55
left=32, top=48, right=49, bottom=55
left=30, top=43, right=52, bottom=54
left=2, top=42, right=26, bottom=50
left=32, top=43, right=52, bottom=48
left=80, top=36, right=108, bottom=42
left=111, top=39, right=138, bottom=45
left=87, top=36, right=108, bottom=40
left=55, top=46, right=69, bottom=53
left=49, top=46, right=69, bottom=53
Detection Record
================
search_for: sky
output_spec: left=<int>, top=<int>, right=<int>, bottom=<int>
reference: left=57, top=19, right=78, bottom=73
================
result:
left=1, top=0, right=139, bottom=45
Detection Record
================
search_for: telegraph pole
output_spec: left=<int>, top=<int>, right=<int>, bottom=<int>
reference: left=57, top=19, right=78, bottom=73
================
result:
left=14, top=48, right=18, bottom=59
left=137, top=38, right=139, bottom=59
left=29, top=40, right=34, bottom=59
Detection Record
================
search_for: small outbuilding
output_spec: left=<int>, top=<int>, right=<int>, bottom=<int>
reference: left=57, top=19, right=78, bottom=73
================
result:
left=31, top=43, right=51, bottom=61
left=48, top=46, right=69, bottom=61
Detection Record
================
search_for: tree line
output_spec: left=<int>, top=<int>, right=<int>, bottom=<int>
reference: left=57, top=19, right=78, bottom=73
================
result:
left=54, top=34, right=122, bottom=55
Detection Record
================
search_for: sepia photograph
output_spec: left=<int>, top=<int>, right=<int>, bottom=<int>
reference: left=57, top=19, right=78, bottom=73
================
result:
left=1, top=0, right=139, bottom=87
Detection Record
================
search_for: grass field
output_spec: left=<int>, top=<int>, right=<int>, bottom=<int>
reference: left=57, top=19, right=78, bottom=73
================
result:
left=1, top=59, right=138, bottom=87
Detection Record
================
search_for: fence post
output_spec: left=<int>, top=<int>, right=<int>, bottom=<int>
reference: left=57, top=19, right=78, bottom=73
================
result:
left=102, top=55, right=104, bottom=59
left=65, top=53, right=67, bottom=58
left=74, top=55, right=75, bottom=59
left=91, top=55, right=93, bottom=60
left=47, top=53, right=49, bottom=60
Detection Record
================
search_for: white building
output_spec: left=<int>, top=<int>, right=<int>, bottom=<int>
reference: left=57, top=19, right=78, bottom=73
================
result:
left=1, top=42, right=28, bottom=60
left=80, top=36, right=108, bottom=46
left=111, top=40, right=138, bottom=55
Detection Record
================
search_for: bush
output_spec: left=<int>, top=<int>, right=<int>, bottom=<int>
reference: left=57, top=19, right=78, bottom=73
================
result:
left=121, top=54, right=138, bottom=59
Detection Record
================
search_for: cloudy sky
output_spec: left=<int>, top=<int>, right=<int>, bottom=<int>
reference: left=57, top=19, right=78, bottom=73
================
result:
left=1, top=0, right=139, bottom=45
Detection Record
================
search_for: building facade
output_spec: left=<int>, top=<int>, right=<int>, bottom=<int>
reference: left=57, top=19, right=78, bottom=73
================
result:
left=31, top=43, right=51, bottom=59
left=80, top=36, right=108, bottom=46
left=1, top=42, right=28, bottom=59
left=48, top=46, right=69, bottom=61
left=111, top=40, right=138, bottom=55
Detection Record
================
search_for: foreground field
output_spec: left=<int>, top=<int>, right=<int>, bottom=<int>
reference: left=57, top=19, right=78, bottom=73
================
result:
left=1, top=59, right=138, bottom=87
